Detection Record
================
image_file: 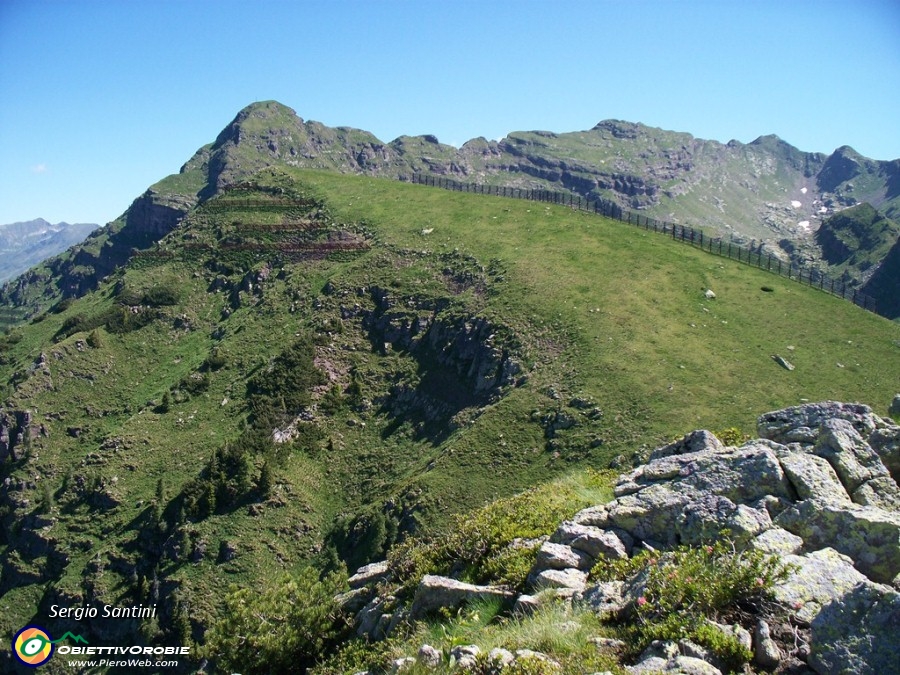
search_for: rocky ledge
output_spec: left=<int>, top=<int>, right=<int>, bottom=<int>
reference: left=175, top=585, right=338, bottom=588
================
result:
left=343, top=401, right=900, bottom=674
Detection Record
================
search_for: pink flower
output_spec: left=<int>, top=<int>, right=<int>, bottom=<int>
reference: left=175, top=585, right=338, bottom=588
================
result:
left=756, top=577, right=765, bottom=587
left=705, top=545, right=714, bottom=554
left=637, top=596, right=648, bottom=607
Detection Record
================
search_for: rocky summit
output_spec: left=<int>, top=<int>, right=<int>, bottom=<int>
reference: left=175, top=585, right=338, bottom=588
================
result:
left=346, top=401, right=900, bottom=674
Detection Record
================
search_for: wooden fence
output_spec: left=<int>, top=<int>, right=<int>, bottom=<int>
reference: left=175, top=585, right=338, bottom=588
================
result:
left=407, top=173, right=877, bottom=313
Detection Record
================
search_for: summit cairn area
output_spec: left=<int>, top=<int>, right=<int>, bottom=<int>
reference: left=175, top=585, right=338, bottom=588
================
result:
left=344, top=401, right=900, bottom=674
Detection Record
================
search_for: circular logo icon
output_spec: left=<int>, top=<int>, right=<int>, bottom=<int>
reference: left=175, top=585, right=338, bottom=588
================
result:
left=13, top=625, right=54, bottom=667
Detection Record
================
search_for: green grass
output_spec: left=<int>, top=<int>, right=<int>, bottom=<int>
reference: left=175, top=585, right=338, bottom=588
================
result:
left=1, top=170, right=899, bottom=662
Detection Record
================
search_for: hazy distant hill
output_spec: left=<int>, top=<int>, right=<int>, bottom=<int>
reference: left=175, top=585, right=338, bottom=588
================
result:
left=0, top=218, right=97, bottom=282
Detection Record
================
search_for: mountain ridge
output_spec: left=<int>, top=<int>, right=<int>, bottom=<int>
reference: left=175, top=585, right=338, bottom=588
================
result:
left=0, top=218, right=97, bottom=284
left=1, top=100, right=898, bottom=325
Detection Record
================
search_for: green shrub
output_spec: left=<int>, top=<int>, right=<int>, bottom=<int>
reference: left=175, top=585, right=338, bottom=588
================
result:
left=86, top=329, right=103, bottom=348
left=246, top=336, right=325, bottom=429
left=389, top=470, right=611, bottom=595
left=178, top=372, right=209, bottom=396
left=181, top=443, right=254, bottom=520
left=596, top=536, right=790, bottom=670
left=203, top=567, right=348, bottom=675
left=714, top=427, right=750, bottom=446
left=202, top=347, right=228, bottom=371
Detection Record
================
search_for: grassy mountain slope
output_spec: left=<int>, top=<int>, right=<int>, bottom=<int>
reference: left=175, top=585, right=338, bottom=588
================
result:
left=815, top=203, right=900, bottom=318
left=1, top=167, right=899, bottom=671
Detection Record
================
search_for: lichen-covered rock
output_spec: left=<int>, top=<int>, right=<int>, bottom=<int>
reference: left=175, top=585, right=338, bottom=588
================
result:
left=529, top=567, right=588, bottom=592
left=779, top=451, right=851, bottom=503
left=487, top=647, right=514, bottom=667
left=572, top=504, right=610, bottom=527
left=680, top=495, right=771, bottom=545
left=534, top=541, right=594, bottom=571
left=410, top=575, right=513, bottom=620
left=815, top=418, right=896, bottom=497
left=627, top=641, right=723, bottom=674
left=808, top=581, right=900, bottom=675
left=775, top=499, right=900, bottom=585
left=417, top=644, right=442, bottom=668
left=648, top=429, right=724, bottom=461
left=513, top=649, right=560, bottom=670
left=581, top=580, right=627, bottom=616
left=869, top=424, right=900, bottom=482
left=749, top=527, right=804, bottom=556
left=449, top=644, right=480, bottom=670
left=551, top=521, right=630, bottom=559
left=758, top=401, right=882, bottom=445
left=348, top=560, right=390, bottom=589
left=771, top=548, right=869, bottom=623
left=753, top=619, right=783, bottom=669
left=852, top=475, right=900, bottom=510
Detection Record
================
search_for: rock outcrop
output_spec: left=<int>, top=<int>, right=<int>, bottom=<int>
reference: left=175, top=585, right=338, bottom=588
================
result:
left=341, top=401, right=900, bottom=674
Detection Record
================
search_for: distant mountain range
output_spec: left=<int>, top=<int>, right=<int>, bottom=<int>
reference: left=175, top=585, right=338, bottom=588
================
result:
left=1, top=101, right=897, bottom=319
left=0, top=218, right=97, bottom=283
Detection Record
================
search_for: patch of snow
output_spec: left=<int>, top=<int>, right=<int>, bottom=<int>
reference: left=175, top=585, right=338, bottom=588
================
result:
left=819, top=207, right=828, bottom=214
left=798, top=220, right=811, bottom=231
left=800, top=187, right=808, bottom=194
left=791, top=200, right=802, bottom=208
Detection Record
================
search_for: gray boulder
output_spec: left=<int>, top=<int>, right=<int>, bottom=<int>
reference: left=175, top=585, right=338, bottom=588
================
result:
left=779, top=451, right=851, bottom=503
left=648, top=429, right=724, bottom=460
left=749, top=527, right=804, bottom=556
left=417, top=644, right=442, bottom=668
left=758, top=401, right=882, bottom=445
left=348, top=560, right=391, bottom=589
left=449, top=644, right=480, bottom=670
left=551, top=521, right=630, bottom=559
left=529, top=567, right=588, bottom=592
left=889, top=394, right=900, bottom=419
left=869, top=425, right=900, bottom=483
left=815, top=419, right=897, bottom=498
left=771, top=548, right=869, bottom=623
left=409, top=575, right=514, bottom=620
left=581, top=580, right=627, bottom=616
left=809, top=581, right=900, bottom=674
left=775, top=499, right=900, bottom=585
left=753, top=619, right=783, bottom=669
left=534, top=541, right=594, bottom=571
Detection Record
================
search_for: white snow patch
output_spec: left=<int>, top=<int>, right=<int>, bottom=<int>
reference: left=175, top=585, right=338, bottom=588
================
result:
left=819, top=207, right=828, bottom=214
left=800, top=187, right=808, bottom=194
left=798, top=220, right=811, bottom=231
left=791, top=200, right=802, bottom=208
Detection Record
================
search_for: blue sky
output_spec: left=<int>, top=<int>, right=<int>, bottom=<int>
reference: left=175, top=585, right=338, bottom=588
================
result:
left=1, top=0, right=898, bottom=226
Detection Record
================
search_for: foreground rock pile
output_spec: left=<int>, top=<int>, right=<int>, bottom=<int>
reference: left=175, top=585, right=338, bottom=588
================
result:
left=342, top=401, right=900, bottom=674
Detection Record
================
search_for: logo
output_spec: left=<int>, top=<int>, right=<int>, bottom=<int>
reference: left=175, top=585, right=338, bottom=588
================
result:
left=12, top=626, right=88, bottom=668
left=12, top=626, right=54, bottom=667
